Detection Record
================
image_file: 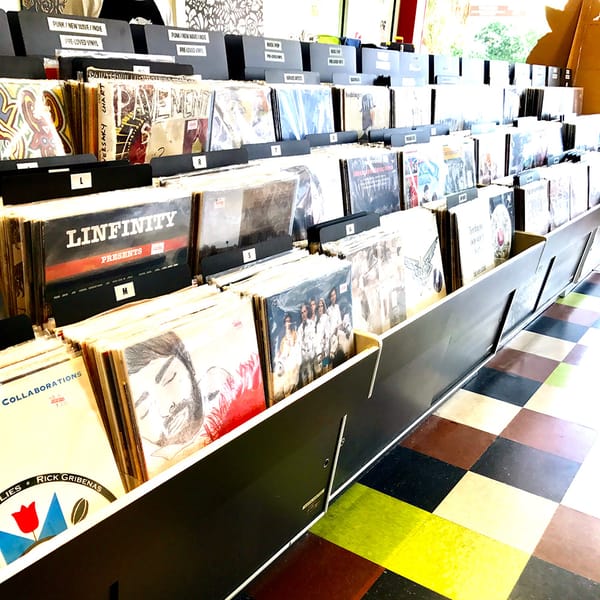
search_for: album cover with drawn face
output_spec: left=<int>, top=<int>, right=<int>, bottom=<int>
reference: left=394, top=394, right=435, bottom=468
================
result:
left=340, top=85, right=390, bottom=139
left=121, top=297, right=266, bottom=480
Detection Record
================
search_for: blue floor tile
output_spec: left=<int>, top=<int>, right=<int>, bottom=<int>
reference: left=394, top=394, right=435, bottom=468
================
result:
left=509, top=556, right=600, bottom=600
left=471, top=437, right=581, bottom=502
left=526, top=316, right=588, bottom=343
left=573, top=280, right=600, bottom=298
left=462, top=367, right=542, bottom=407
left=364, top=571, right=450, bottom=599
left=359, top=445, right=465, bottom=512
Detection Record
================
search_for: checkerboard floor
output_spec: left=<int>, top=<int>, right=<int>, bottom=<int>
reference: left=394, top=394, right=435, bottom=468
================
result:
left=237, top=269, right=600, bottom=600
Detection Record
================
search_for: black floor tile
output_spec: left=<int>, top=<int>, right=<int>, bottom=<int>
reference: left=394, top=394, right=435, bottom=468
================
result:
left=462, top=367, right=542, bottom=407
left=363, top=571, right=450, bottom=599
left=526, top=316, right=589, bottom=343
left=509, top=556, right=600, bottom=600
left=359, top=445, right=465, bottom=512
left=471, top=438, right=580, bottom=502
left=573, top=280, right=600, bottom=297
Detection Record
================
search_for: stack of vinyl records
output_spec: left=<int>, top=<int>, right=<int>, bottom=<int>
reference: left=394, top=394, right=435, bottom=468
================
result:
left=209, top=81, right=277, bottom=150
left=390, top=86, right=432, bottom=128
left=397, top=141, right=447, bottom=209
left=0, top=336, right=125, bottom=568
left=321, top=226, right=406, bottom=334
left=227, top=254, right=354, bottom=404
left=478, top=184, right=516, bottom=265
left=256, top=148, right=347, bottom=241
left=513, top=172, right=551, bottom=234
left=540, top=163, right=574, bottom=229
left=506, top=122, right=562, bottom=176
left=502, top=86, right=525, bottom=124
left=0, top=78, right=74, bottom=160
left=332, top=84, right=391, bottom=139
left=164, top=164, right=299, bottom=273
left=83, top=70, right=215, bottom=163
left=440, top=134, right=477, bottom=195
left=431, top=84, right=466, bottom=132
left=562, top=114, right=600, bottom=152
left=339, top=145, right=402, bottom=216
left=522, top=86, right=584, bottom=120
left=379, top=206, right=446, bottom=314
left=0, top=185, right=193, bottom=327
left=270, top=83, right=335, bottom=141
left=473, top=128, right=509, bottom=185
left=58, top=286, right=266, bottom=487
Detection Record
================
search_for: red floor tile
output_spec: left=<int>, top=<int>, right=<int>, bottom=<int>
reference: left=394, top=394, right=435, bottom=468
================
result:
left=500, top=408, right=597, bottom=463
left=246, top=533, right=384, bottom=600
left=543, top=303, right=600, bottom=327
left=534, top=506, right=600, bottom=584
left=486, top=347, right=560, bottom=382
left=400, top=415, right=496, bottom=470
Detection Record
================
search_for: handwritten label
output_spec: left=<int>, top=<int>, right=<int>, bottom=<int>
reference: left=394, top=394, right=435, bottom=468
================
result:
left=242, top=248, right=257, bottom=263
left=70, top=172, right=92, bottom=191
left=192, top=155, right=207, bottom=170
left=114, top=281, right=135, bottom=302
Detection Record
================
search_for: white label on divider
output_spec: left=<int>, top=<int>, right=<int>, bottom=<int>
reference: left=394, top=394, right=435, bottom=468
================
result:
left=284, top=73, right=305, bottom=83
left=168, top=30, right=209, bottom=43
left=177, top=45, right=207, bottom=56
left=271, top=145, right=282, bottom=157
left=60, top=35, right=103, bottom=50
left=329, top=133, right=338, bottom=144
left=349, top=75, right=361, bottom=84
left=345, top=223, right=355, bottom=236
left=48, top=17, right=107, bottom=36
left=70, top=172, right=92, bottom=190
left=243, top=248, right=257, bottom=263
left=115, top=281, right=136, bottom=302
left=329, top=47, right=342, bottom=56
left=404, top=134, right=417, bottom=144
left=192, top=155, right=207, bottom=170
left=328, top=57, right=345, bottom=67
left=265, top=51, right=285, bottom=62
left=265, top=40, right=282, bottom=51
left=16, top=162, right=38, bottom=170
left=133, top=65, right=150, bottom=74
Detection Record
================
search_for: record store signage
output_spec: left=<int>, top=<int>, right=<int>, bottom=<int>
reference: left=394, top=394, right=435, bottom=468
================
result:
left=47, top=17, right=107, bottom=36
left=168, top=29, right=209, bottom=43
left=177, top=45, right=207, bottom=57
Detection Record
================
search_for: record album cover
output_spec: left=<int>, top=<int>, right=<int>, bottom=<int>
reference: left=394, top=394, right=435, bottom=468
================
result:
left=0, top=355, right=125, bottom=569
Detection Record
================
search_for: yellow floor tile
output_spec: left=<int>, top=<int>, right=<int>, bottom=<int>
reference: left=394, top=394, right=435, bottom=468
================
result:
left=434, top=388, right=520, bottom=435
left=311, top=483, right=429, bottom=566
left=505, top=330, right=576, bottom=362
left=386, top=513, right=529, bottom=600
left=434, top=472, right=558, bottom=553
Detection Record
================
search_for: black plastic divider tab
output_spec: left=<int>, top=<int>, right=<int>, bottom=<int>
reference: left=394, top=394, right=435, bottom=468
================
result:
left=0, top=56, right=45, bottom=78
left=243, top=139, right=310, bottom=161
left=0, top=154, right=98, bottom=173
left=334, top=232, right=546, bottom=493
left=305, top=131, right=358, bottom=147
left=307, top=212, right=380, bottom=246
left=370, top=126, right=431, bottom=145
left=150, top=148, right=248, bottom=178
left=47, top=262, right=191, bottom=327
left=264, top=69, right=320, bottom=84
left=58, top=56, right=193, bottom=80
left=200, top=235, right=293, bottom=281
left=0, top=315, right=35, bottom=350
left=0, top=335, right=380, bottom=600
left=0, top=10, right=14, bottom=56
left=1, top=163, right=151, bottom=205
left=536, top=205, right=600, bottom=308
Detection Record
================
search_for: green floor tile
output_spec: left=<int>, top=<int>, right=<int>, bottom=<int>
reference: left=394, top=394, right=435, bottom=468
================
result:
left=545, top=363, right=579, bottom=388
left=385, top=514, right=529, bottom=600
left=557, top=293, right=600, bottom=312
left=311, top=483, right=429, bottom=566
